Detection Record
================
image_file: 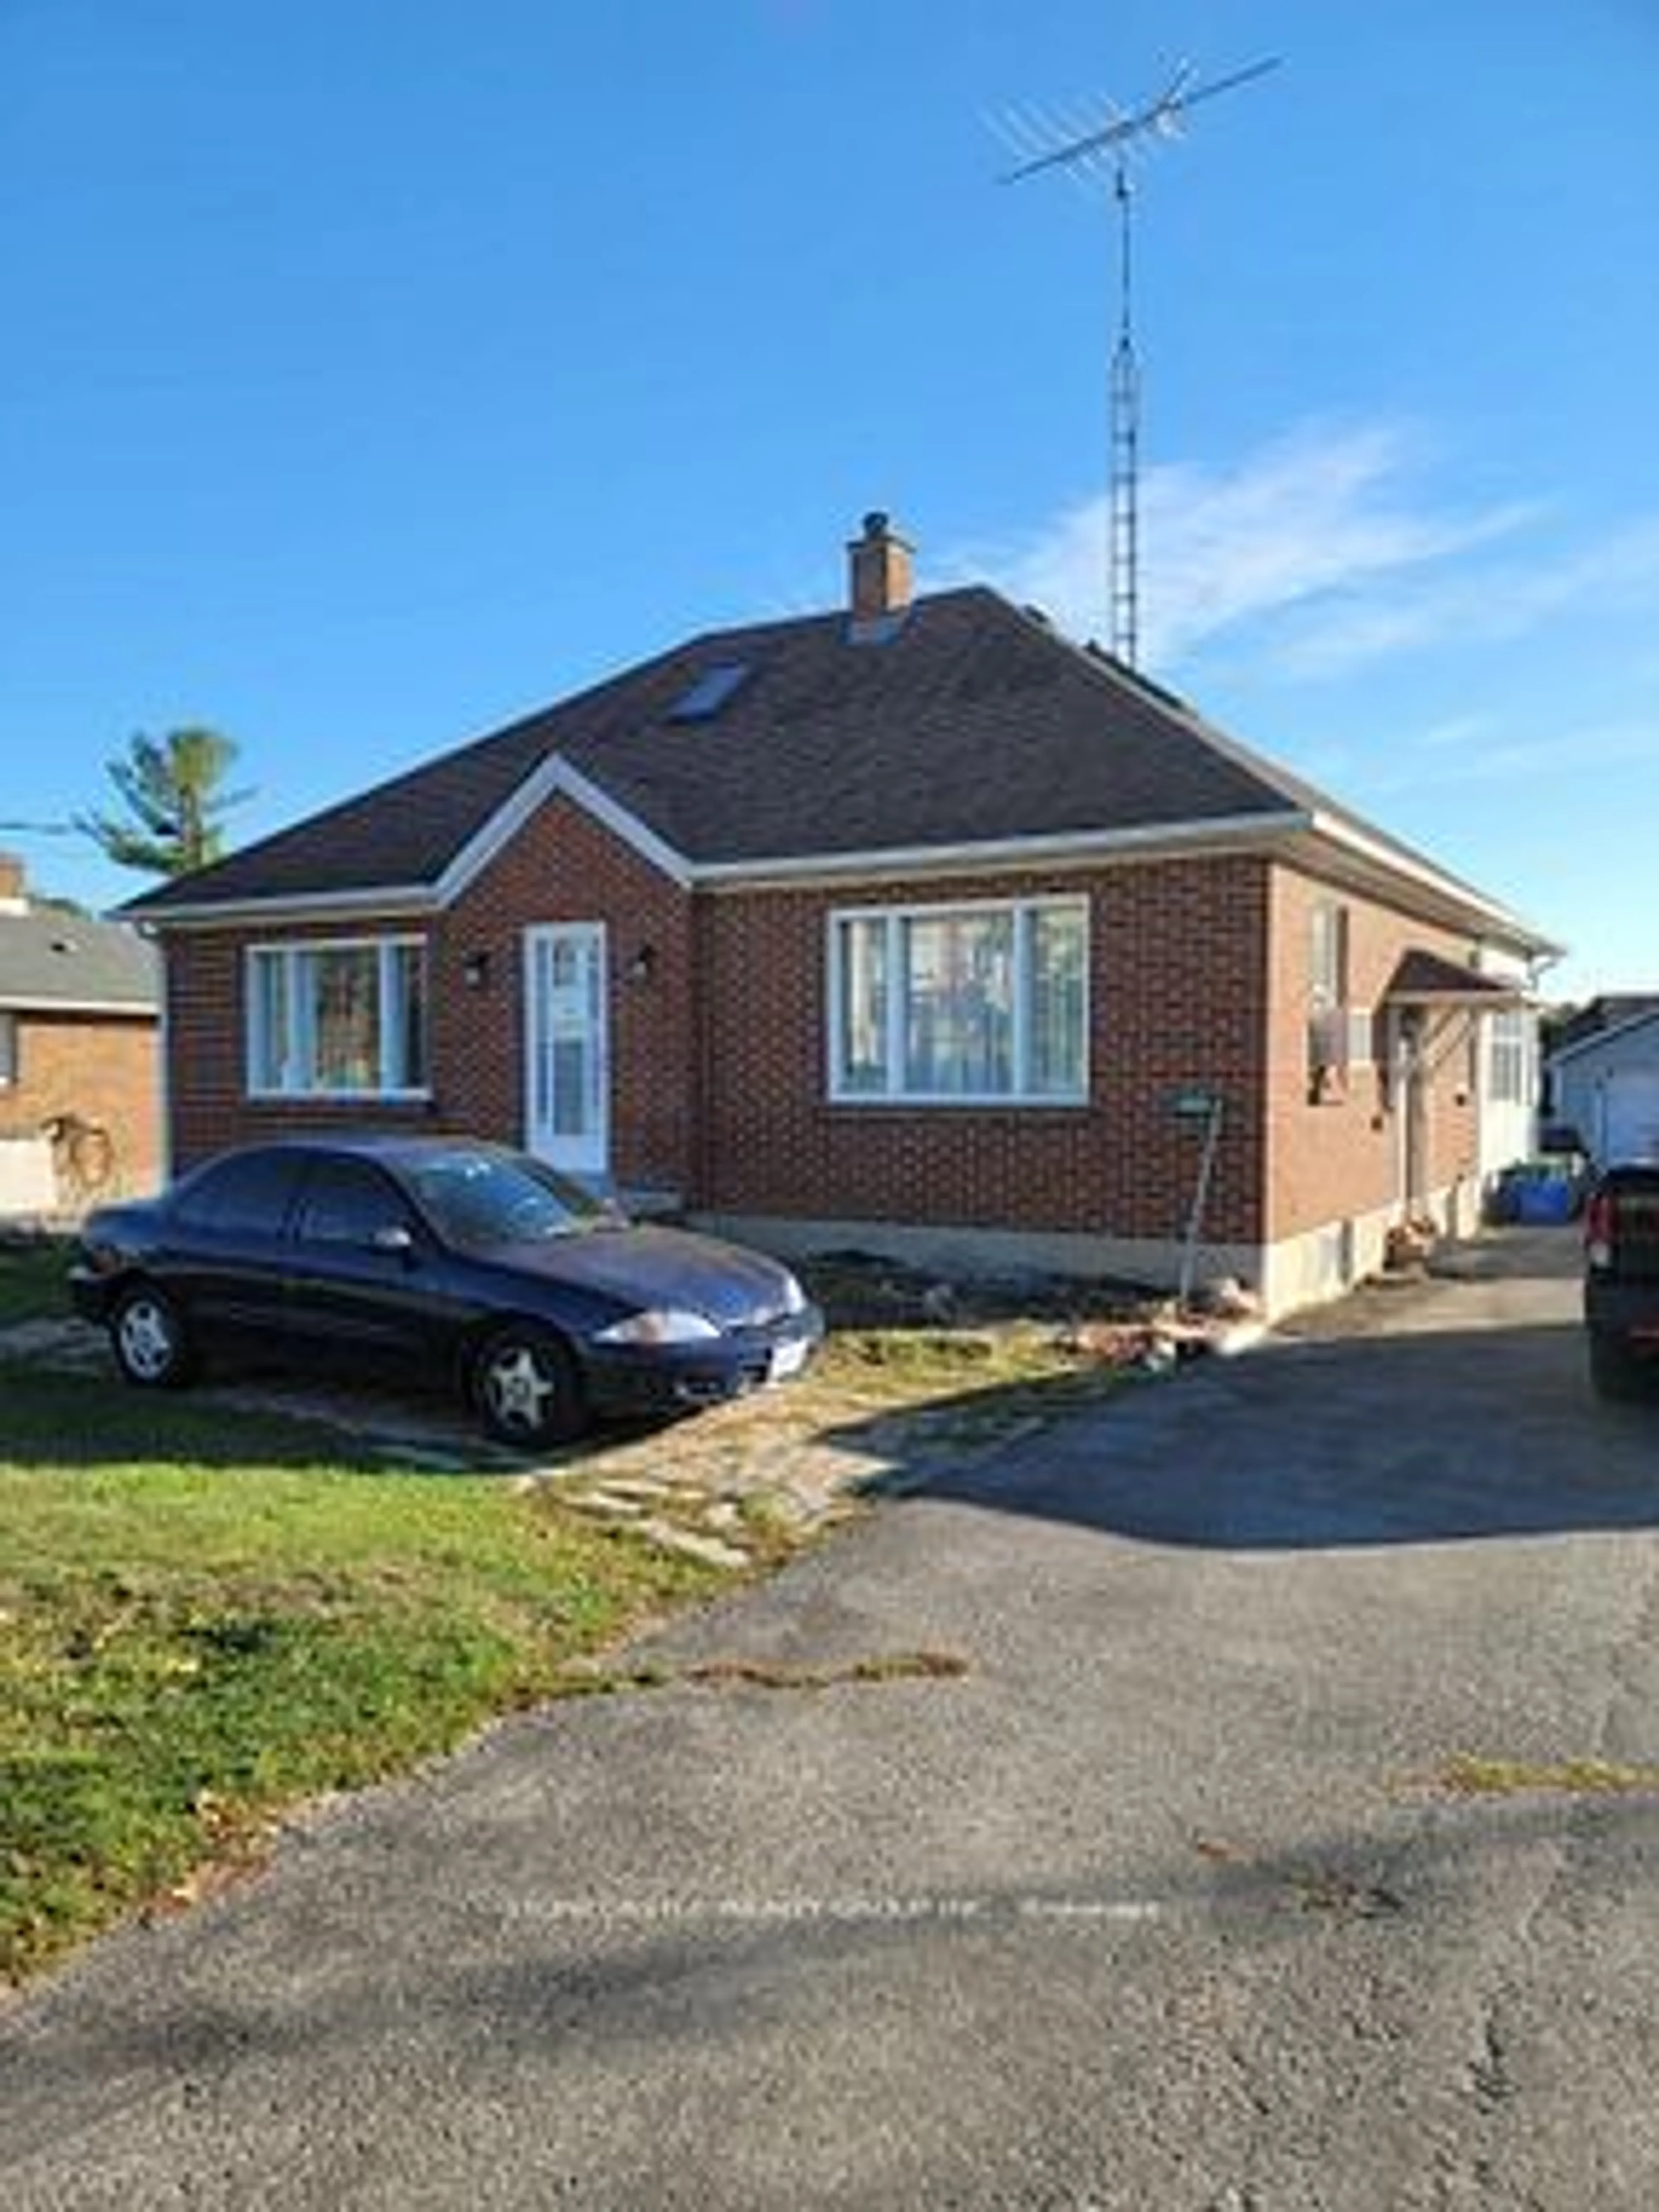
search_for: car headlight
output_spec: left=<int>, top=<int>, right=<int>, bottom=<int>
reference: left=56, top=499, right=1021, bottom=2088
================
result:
left=595, top=1308, right=722, bottom=1347
left=779, top=1270, right=808, bottom=1316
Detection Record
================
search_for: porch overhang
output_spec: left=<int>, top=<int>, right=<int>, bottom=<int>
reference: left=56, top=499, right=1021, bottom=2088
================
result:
left=1381, top=950, right=1528, bottom=1011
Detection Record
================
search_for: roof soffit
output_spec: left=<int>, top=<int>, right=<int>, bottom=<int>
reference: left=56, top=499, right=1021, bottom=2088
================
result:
left=1284, top=818, right=1559, bottom=960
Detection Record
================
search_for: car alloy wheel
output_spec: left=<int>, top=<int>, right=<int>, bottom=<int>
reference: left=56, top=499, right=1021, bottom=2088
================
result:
left=474, top=1325, right=585, bottom=1448
left=111, top=1284, right=194, bottom=1389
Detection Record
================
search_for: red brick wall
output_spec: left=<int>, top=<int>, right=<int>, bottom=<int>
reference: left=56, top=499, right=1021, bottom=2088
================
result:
left=0, top=1011, right=161, bottom=1198
left=162, top=800, right=696, bottom=1191
left=166, top=929, right=261, bottom=1167
left=438, top=799, right=696, bottom=1190
left=697, top=856, right=1274, bottom=1245
left=1264, top=864, right=1484, bottom=1241
left=156, top=802, right=1490, bottom=1256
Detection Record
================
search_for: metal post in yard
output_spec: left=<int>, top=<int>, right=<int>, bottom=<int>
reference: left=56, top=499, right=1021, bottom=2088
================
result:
left=1173, top=1090, right=1225, bottom=1310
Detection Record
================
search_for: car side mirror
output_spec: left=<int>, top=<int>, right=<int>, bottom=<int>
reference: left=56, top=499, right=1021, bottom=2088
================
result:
left=371, top=1223, right=416, bottom=1261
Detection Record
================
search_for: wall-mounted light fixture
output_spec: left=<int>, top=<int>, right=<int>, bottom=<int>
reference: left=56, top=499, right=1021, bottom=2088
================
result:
left=626, top=944, right=657, bottom=985
left=463, top=949, right=492, bottom=991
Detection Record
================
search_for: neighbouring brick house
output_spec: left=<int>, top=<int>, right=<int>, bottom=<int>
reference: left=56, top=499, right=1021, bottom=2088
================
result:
left=124, top=515, right=1555, bottom=1315
left=0, top=852, right=161, bottom=1214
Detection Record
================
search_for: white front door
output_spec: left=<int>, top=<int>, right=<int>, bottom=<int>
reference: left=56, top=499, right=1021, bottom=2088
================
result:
left=524, top=923, right=608, bottom=1181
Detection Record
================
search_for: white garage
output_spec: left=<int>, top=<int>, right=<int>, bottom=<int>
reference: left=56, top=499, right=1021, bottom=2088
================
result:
left=1550, top=1008, right=1659, bottom=1166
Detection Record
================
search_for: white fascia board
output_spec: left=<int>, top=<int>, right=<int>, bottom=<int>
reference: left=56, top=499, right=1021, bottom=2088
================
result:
left=128, top=884, right=440, bottom=931
left=1, top=995, right=159, bottom=1017
left=435, top=756, right=693, bottom=900
left=126, top=780, right=1550, bottom=947
left=693, top=810, right=1311, bottom=891
left=127, top=808, right=1292, bottom=927
left=132, top=761, right=693, bottom=931
left=1304, top=810, right=1561, bottom=955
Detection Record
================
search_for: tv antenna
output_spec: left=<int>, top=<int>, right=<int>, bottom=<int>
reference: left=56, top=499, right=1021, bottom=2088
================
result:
left=997, top=57, right=1280, bottom=667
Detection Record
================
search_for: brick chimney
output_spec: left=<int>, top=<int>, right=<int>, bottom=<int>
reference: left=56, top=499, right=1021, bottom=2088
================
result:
left=0, top=852, right=26, bottom=914
left=846, top=511, right=914, bottom=633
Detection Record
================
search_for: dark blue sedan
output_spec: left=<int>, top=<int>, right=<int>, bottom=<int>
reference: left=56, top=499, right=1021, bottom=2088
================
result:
left=70, top=1134, right=823, bottom=1449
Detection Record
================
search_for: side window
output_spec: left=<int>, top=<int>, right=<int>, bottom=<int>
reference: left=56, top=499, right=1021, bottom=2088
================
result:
left=1487, top=1010, right=1530, bottom=1106
left=1308, top=900, right=1349, bottom=1018
left=1306, top=899, right=1352, bottom=1096
left=173, top=1150, right=306, bottom=1235
left=292, top=1161, right=413, bottom=1247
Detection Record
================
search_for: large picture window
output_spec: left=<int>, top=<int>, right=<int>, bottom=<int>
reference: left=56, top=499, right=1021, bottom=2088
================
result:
left=247, top=938, right=428, bottom=1098
left=830, top=897, right=1087, bottom=1104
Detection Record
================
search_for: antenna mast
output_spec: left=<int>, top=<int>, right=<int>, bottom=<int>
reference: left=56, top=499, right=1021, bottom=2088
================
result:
left=1000, top=57, right=1279, bottom=667
left=1109, top=165, right=1139, bottom=668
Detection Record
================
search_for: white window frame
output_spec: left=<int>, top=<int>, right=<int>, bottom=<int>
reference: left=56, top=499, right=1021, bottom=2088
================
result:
left=0, top=1009, right=16, bottom=1087
left=827, top=895, right=1089, bottom=1107
left=1307, top=902, right=1348, bottom=1029
left=245, top=936, right=429, bottom=1101
left=1485, top=1007, right=1531, bottom=1107
left=1307, top=901, right=1373, bottom=1089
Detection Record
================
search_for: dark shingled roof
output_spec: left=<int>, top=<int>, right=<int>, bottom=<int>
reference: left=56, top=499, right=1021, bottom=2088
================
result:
left=1550, top=994, right=1659, bottom=1056
left=121, top=586, right=1444, bottom=914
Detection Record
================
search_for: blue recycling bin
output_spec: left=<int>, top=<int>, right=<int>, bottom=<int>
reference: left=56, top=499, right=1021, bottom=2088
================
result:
left=1508, top=1163, right=1578, bottom=1224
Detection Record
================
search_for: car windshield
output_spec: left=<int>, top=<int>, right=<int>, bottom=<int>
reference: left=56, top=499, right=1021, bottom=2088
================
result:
left=404, top=1150, right=619, bottom=1250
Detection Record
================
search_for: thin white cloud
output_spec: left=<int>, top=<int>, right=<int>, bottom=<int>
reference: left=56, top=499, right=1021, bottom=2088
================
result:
left=1272, top=516, right=1659, bottom=679
left=1378, top=717, right=1659, bottom=792
left=937, top=420, right=1538, bottom=666
left=1411, top=712, right=1500, bottom=755
left=1143, top=426, right=1537, bottom=664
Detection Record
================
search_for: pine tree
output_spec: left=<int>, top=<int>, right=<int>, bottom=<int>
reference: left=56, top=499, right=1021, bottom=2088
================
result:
left=77, top=727, right=251, bottom=877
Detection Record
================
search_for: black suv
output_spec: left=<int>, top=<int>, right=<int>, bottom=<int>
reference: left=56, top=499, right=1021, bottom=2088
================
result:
left=1584, top=1163, right=1659, bottom=1398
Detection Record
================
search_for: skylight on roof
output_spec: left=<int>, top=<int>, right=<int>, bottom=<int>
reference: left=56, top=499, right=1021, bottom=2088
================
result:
left=668, top=661, right=750, bottom=723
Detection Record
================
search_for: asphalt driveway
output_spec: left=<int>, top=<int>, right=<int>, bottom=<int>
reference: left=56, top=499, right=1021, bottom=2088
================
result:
left=4, top=1226, right=1658, bottom=2210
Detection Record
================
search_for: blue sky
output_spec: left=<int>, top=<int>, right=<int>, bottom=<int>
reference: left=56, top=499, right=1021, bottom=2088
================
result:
left=3, top=0, right=1654, bottom=1000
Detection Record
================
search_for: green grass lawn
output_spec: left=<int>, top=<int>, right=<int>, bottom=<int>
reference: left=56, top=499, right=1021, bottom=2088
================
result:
left=0, top=1234, right=73, bottom=1325
left=0, top=1242, right=1140, bottom=1989
left=0, top=1362, right=722, bottom=1988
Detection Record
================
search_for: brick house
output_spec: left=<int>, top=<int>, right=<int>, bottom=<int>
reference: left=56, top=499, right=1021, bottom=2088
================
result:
left=124, top=515, right=1554, bottom=1315
left=0, top=853, right=162, bottom=1214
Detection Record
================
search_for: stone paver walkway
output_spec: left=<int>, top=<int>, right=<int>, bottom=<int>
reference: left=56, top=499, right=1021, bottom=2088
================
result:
left=0, top=1311, right=1154, bottom=1573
